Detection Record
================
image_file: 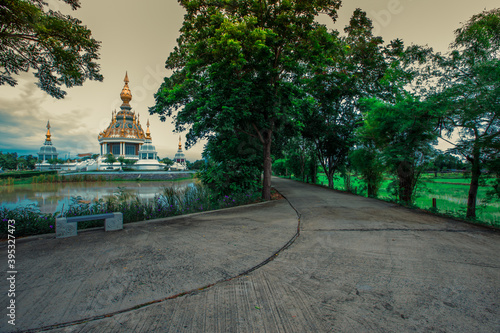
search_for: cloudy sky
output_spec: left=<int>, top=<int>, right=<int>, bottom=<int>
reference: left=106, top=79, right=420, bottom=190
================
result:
left=0, top=0, right=498, bottom=161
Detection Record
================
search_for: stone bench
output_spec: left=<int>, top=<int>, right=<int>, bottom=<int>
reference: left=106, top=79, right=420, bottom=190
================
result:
left=56, top=213, right=123, bottom=238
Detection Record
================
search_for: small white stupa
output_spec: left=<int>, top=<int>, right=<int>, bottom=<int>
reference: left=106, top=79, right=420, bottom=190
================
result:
left=36, top=121, right=59, bottom=170
left=170, top=136, right=187, bottom=171
left=134, top=120, right=164, bottom=171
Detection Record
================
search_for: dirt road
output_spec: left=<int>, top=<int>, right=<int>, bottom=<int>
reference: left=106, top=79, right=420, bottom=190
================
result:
left=2, top=177, right=499, bottom=332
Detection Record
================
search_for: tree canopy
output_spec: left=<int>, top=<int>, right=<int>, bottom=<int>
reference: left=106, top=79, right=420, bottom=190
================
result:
left=359, top=96, right=439, bottom=204
left=0, top=0, right=102, bottom=98
left=151, top=3, right=498, bottom=221
left=150, top=0, right=342, bottom=200
left=433, top=8, right=500, bottom=218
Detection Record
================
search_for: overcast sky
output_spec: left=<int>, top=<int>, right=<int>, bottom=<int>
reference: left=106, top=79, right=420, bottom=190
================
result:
left=0, top=0, right=498, bottom=160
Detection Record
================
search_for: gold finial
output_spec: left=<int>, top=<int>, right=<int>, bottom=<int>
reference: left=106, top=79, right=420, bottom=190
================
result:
left=146, top=119, right=151, bottom=140
left=120, top=72, right=132, bottom=107
left=46, top=120, right=51, bottom=142
left=178, top=135, right=182, bottom=150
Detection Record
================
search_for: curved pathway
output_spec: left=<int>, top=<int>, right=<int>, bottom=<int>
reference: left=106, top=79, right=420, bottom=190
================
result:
left=2, top=177, right=499, bottom=332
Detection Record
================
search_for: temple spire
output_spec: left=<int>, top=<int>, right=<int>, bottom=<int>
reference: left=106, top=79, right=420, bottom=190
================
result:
left=45, top=120, right=51, bottom=142
left=146, top=119, right=152, bottom=140
left=178, top=135, right=182, bottom=150
left=120, top=71, right=132, bottom=108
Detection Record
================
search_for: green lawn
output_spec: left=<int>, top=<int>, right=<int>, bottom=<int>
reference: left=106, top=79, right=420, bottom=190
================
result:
left=303, top=173, right=499, bottom=227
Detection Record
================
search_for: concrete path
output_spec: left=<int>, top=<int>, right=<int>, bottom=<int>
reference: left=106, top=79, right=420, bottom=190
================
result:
left=1, top=177, right=499, bottom=332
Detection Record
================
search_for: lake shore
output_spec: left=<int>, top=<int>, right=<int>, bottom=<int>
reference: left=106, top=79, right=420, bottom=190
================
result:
left=60, top=171, right=196, bottom=181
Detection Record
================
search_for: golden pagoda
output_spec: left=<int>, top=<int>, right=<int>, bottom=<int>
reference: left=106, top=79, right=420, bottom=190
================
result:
left=98, top=73, right=146, bottom=158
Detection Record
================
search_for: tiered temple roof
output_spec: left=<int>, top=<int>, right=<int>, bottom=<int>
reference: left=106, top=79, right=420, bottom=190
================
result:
left=98, top=73, right=146, bottom=141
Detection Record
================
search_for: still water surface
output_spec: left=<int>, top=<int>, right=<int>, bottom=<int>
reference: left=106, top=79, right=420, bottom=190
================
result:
left=0, top=180, right=194, bottom=214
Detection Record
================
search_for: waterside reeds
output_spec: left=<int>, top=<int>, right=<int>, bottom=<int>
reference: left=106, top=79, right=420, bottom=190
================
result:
left=0, top=183, right=260, bottom=238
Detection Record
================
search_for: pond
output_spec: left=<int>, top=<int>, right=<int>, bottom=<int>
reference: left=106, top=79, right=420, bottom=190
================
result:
left=0, top=180, right=195, bottom=214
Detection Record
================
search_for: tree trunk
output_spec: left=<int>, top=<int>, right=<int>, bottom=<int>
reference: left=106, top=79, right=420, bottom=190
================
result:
left=311, top=164, right=317, bottom=184
left=367, top=182, right=375, bottom=197
left=327, top=172, right=334, bottom=189
left=466, top=149, right=481, bottom=219
left=262, top=130, right=272, bottom=201
left=318, top=155, right=334, bottom=188
left=344, top=171, right=351, bottom=192
left=398, top=161, right=414, bottom=205
left=301, top=154, right=305, bottom=182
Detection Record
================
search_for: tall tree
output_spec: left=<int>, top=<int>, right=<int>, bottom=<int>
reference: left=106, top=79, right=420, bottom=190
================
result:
left=282, top=136, right=309, bottom=182
left=301, top=9, right=403, bottom=189
left=150, top=0, right=342, bottom=200
left=349, top=145, right=385, bottom=197
left=299, top=10, right=367, bottom=188
left=434, top=9, right=500, bottom=218
left=359, top=96, right=438, bottom=205
left=0, top=0, right=102, bottom=98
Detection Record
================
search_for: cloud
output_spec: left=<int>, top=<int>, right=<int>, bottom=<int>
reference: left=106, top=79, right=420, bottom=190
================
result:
left=0, top=78, right=52, bottom=151
left=0, top=77, right=101, bottom=156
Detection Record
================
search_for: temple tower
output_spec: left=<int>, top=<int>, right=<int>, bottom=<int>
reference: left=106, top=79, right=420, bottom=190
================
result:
left=98, top=73, right=146, bottom=158
left=174, top=136, right=186, bottom=165
left=38, top=121, right=58, bottom=162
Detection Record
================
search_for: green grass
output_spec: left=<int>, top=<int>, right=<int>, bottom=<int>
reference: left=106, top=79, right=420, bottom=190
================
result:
left=291, top=173, right=499, bottom=227
left=424, top=178, right=471, bottom=184
left=414, top=182, right=499, bottom=226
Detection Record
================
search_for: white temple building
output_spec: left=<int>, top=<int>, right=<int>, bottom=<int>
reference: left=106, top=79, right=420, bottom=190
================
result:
left=97, top=72, right=146, bottom=159
left=33, top=73, right=192, bottom=173
left=36, top=121, right=59, bottom=170
left=37, top=121, right=58, bottom=161
left=96, top=73, right=163, bottom=171
left=133, top=120, right=164, bottom=170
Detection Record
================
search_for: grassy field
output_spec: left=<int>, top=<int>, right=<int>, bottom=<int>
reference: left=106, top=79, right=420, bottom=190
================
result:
left=414, top=181, right=499, bottom=224
left=311, top=173, right=499, bottom=227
